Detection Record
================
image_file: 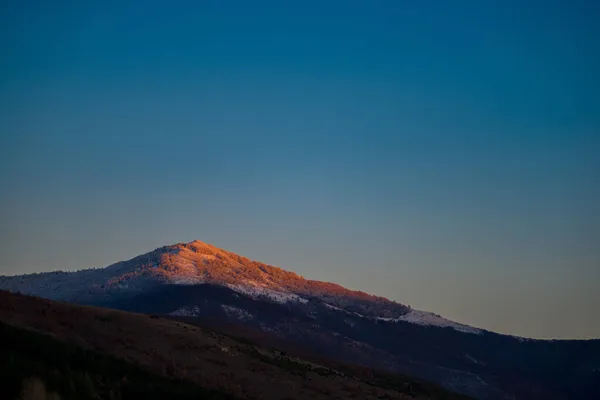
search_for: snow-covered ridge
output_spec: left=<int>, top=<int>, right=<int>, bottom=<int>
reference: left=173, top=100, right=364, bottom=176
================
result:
left=323, top=302, right=482, bottom=335
left=377, top=310, right=483, bottom=334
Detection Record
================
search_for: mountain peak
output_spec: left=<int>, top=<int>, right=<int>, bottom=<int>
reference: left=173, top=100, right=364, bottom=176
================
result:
left=0, top=240, right=489, bottom=335
left=184, top=239, right=218, bottom=251
left=171, top=240, right=244, bottom=261
left=0, top=240, right=414, bottom=320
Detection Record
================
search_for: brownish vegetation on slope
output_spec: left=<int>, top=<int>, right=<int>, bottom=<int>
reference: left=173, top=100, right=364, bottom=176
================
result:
left=0, top=290, right=468, bottom=400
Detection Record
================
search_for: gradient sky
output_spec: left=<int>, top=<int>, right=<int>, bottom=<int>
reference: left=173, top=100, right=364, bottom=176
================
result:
left=1, top=1, right=599, bottom=339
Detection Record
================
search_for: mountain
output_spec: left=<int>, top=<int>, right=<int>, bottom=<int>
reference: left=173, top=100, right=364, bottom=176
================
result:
left=0, top=240, right=475, bottom=332
left=2, top=240, right=599, bottom=399
left=0, top=240, right=412, bottom=318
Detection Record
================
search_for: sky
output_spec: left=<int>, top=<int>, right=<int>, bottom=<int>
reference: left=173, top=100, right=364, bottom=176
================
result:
left=1, top=0, right=599, bottom=339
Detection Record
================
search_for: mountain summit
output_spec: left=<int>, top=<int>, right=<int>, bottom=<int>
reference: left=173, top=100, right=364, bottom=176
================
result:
left=1, top=240, right=463, bottom=326
left=1, top=240, right=479, bottom=332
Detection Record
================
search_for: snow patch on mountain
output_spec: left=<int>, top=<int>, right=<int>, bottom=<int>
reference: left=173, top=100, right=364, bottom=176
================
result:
left=465, top=354, right=484, bottom=365
left=222, top=304, right=253, bottom=321
left=324, top=303, right=366, bottom=318
left=377, top=310, right=482, bottom=334
left=170, top=276, right=204, bottom=285
left=169, top=306, right=201, bottom=317
left=226, top=283, right=308, bottom=304
left=322, top=302, right=480, bottom=334
left=324, top=303, right=345, bottom=312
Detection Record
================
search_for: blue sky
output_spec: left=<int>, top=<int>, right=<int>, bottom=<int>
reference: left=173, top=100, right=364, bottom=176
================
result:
left=1, top=1, right=599, bottom=338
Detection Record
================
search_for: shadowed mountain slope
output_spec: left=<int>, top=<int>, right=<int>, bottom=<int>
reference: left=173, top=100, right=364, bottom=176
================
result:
left=0, top=290, right=470, bottom=400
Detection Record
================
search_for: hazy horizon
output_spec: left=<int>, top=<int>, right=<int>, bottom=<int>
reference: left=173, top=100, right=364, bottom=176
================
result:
left=1, top=1, right=599, bottom=340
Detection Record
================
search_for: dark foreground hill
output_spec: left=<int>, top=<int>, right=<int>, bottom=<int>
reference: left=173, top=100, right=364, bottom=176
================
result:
left=0, top=321, right=235, bottom=400
left=0, top=290, right=470, bottom=400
